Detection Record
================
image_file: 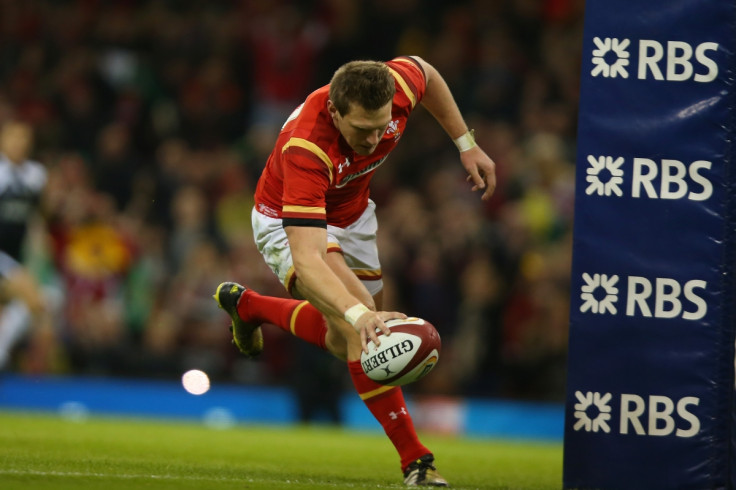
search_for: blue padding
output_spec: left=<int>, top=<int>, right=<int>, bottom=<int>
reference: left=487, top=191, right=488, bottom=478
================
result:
left=0, top=374, right=564, bottom=441
left=339, top=394, right=564, bottom=440
left=565, top=0, right=736, bottom=487
left=0, top=374, right=297, bottom=423
left=340, top=395, right=381, bottom=431
left=465, top=400, right=564, bottom=441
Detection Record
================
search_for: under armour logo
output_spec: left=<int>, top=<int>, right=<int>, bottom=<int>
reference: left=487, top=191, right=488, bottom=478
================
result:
left=389, top=407, right=408, bottom=420
left=338, top=157, right=351, bottom=173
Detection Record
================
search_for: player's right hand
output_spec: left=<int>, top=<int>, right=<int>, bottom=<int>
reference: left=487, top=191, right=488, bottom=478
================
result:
left=355, top=310, right=407, bottom=354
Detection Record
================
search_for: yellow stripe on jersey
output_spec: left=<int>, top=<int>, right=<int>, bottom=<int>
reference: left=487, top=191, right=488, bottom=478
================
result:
left=285, top=265, right=297, bottom=294
left=387, top=67, right=416, bottom=108
left=282, top=205, right=326, bottom=216
left=289, top=300, right=310, bottom=335
left=326, top=242, right=343, bottom=253
left=282, top=137, right=335, bottom=184
left=392, top=57, right=425, bottom=81
left=393, top=57, right=420, bottom=68
left=352, top=268, right=382, bottom=279
left=359, top=384, right=395, bottom=400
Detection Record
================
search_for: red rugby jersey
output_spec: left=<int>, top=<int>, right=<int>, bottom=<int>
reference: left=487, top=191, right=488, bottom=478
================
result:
left=254, top=56, right=426, bottom=228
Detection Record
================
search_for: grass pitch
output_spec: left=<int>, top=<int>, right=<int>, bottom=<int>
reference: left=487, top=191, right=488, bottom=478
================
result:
left=0, top=411, right=562, bottom=489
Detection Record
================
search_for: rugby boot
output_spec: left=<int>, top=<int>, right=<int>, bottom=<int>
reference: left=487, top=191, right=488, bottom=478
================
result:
left=213, top=282, right=263, bottom=357
left=403, top=454, right=449, bottom=487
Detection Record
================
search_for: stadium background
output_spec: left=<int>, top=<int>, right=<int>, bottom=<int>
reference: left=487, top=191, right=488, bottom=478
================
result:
left=0, top=0, right=584, bottom=419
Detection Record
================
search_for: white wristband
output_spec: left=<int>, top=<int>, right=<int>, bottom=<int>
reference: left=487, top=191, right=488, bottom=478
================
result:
left=344, top=303, right=370, bottom=329
left=453, top=130, right=477, bottom=152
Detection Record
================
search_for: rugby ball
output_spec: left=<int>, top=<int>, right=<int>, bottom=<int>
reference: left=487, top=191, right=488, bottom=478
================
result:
left=360, top=317, right=441, bottom=386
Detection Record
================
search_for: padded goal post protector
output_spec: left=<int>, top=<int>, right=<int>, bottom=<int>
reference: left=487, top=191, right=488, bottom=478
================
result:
left=563, top=1, right=736, bottom=489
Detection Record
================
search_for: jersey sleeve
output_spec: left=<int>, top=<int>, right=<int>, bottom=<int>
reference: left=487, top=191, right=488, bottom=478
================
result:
left=386, top=56, right=427, bottom=110
left=280, top=141, right=331, bottom=228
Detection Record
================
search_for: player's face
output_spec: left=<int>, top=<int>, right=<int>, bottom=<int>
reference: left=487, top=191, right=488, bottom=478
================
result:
left=0, top=123, right=33, bottom=164
left=329, top=100, right=392, bottom=156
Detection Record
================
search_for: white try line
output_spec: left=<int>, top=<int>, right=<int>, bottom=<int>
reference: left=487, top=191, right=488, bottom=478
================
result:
left=0, top=469, right=241, bottom=482
left=0, top=469, right=399, bottom=487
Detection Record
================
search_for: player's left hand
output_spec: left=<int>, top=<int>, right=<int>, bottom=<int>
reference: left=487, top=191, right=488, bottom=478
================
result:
left=461, top=145, right=497, bottom=201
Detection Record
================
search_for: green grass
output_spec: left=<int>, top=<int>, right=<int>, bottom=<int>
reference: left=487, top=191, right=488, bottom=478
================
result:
left=0, top=411, right=562, bottom=489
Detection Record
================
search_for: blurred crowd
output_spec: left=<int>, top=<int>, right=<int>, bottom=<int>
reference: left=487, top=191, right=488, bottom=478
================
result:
left=0, top=0, right=583, bottom=403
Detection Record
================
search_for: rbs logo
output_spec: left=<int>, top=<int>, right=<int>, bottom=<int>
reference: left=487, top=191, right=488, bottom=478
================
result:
left=580, top=273, right=707, bottom=321
left=632, top=158, right=712, bottom=201
left=639, top=40, right=718, bottom=82
left=620, top=394, right=700, bottom=438
left=626, top=277, right=707, bottom=320
left=574, top=390, right=700, bottom=438
left=585, top=155, right=713, bottom=201
left=591, top=37, right=719, bottom=82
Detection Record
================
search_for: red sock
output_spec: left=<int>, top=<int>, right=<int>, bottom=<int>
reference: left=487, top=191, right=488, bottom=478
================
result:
left=348, top=360, right=430, bottom=471
left=238, top=290, right=327, bottom=350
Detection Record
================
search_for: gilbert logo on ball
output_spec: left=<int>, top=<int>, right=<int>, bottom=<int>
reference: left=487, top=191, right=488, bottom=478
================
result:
left=360, top=317, right=441, bottom=386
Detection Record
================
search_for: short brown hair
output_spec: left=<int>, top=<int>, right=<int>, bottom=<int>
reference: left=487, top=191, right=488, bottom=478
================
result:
left=328, top=61, right=396, bottom=116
